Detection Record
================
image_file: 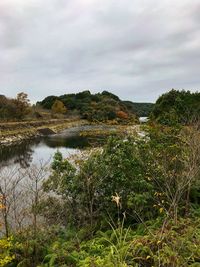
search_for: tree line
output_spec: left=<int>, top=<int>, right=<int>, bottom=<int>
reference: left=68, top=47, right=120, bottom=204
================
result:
left=1, top=89, right=199, bottom=124
left=38, top=90, right=139, bottom=122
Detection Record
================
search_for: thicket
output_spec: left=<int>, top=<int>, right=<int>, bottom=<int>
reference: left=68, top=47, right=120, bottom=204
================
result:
left=150, top=89, right=200, bottom=125
left=0, top=122, right=200, bottom=266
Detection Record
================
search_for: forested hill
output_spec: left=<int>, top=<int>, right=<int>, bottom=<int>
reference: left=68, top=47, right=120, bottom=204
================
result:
left=37, top=90, right=153, bottom=121
left=122, top=101, right=154, bottom=117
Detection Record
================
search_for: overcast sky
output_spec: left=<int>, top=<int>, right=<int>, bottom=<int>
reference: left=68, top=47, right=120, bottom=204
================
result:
left=0, top=0, right=200, bottom=103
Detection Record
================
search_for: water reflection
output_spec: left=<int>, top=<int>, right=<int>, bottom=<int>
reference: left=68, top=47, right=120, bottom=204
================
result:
left=0, top=125, right=111, bottom=169
left=43, top=135, right=90, bottom=149
left=0, top=137, right=81, bottom=169
left=0, top=141, right=35, bottom=168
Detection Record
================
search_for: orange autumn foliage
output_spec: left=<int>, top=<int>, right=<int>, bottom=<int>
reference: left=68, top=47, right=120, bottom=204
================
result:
left=116, top=110, right=129, bottom=119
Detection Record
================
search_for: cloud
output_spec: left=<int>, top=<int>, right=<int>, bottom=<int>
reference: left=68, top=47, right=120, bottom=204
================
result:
left=0, top=0, right=200, bottom=102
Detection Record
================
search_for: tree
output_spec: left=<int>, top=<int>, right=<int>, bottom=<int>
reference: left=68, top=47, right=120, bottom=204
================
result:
left=15, top=92, right=30, bottom=119
left=145, top=124, right=200, bottom=224
left=51, top=100, right=67, bottom=114
left=0, top=167, right=25, bottom=237
left=0, top=168, right=24, bottom=266
left=181, top=122, right=200, bottom=215
left=25, top=163, right=48, bottom=266
left=150, top=89, right=200, bottom=125
left=0, top=95, right=18, bottom=120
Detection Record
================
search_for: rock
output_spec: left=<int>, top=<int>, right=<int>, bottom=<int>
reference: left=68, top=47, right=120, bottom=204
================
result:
left=37, top=128, right=56, bottom=135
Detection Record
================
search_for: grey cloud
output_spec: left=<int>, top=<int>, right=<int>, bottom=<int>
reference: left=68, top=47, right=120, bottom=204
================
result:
left=0, top=0, right=200, bottom=102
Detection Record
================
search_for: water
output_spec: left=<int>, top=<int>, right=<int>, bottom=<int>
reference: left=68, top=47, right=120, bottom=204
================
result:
left=0, top=125, right=119, bottom=231
left=0, top=125, right=116, bottom=169
left=139, top=117, right=148, bottom=123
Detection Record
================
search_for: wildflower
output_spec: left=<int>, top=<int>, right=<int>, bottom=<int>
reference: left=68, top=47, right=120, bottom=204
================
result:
left=112, top=192, right=121, bottom=208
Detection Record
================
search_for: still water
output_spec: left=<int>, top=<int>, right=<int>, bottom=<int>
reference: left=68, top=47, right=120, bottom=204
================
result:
left=0, top=125, right=116, bottom=170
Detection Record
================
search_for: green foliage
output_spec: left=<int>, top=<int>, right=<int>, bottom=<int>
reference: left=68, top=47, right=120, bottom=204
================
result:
left=150, top=89, right=200, bottom=125
left=123, top=101, right=154, bottom=117
left=10, top=227, right=66, bottom=267
left=36, top=224, right=134, bottom=267
left=38, top=95, right=59, bottom=109
left=43, top=136, right=156, bottom=229
left=1, top=115, right=200, bottom=266
left=130, top=217, right=200, bottom=266
left=20, top=124, right=199, bottom=267
left=38, top=90, right=138, bottom=123
left=146, top=124, right=200, bottom=220
left=44, top=124, right=200, bottom=229
left=34, top=218, right=200, bottom=267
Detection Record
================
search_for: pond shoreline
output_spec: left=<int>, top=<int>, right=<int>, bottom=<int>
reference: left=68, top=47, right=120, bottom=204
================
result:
left=0, top=118, right=141, bottom=148
left=0, top=119, right=89, bottom=147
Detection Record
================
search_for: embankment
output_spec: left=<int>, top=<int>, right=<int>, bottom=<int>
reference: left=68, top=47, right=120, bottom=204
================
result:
left=0, top=119, right=89, bottom=146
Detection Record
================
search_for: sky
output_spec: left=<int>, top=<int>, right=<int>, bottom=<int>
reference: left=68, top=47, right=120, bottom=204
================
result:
left=0, top=0, right=200, bottom=103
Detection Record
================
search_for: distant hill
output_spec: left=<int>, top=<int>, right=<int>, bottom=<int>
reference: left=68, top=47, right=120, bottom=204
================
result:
left=37, top=91, right=152, bottom=122
left=123, top=101, right=154, bottom=117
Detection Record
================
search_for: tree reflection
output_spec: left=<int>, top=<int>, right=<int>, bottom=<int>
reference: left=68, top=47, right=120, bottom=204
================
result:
left=0, top=140, right=39, bottom=168
left=43, top=135, right=90, bottom=149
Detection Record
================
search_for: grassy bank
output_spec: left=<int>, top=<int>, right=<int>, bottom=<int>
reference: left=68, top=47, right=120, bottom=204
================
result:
left=0, top=119, right=89, bottom=146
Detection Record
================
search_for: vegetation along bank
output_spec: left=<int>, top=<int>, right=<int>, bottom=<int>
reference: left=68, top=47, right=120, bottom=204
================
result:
left=0, top=89, right=200, bottom=266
